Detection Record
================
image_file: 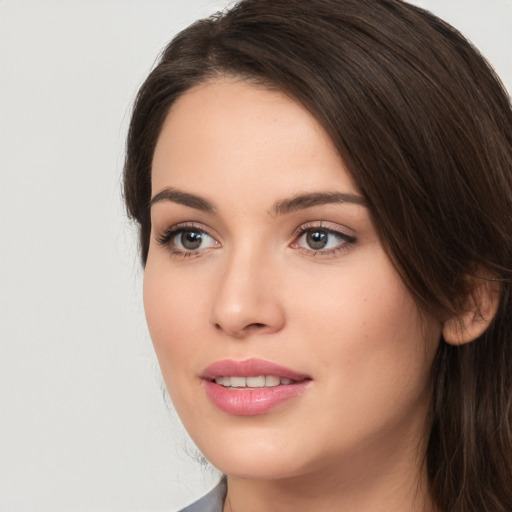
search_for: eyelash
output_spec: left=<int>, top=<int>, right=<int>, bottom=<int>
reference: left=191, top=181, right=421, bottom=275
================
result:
left=156, top=222, right=218, bottom=259
left=155, top=221, right=357, bottom=259
left=291, top=222, right=357, bottom=258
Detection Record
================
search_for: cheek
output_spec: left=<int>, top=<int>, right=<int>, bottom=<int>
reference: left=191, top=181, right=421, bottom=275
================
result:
left=291, top=250, right=440, bottom=403
left=142, top=262, right=208, bottom=380
left=288, top=250, right=422, bottom=344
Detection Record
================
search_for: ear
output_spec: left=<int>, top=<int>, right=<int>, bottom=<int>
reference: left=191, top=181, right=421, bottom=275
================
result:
left=442, top=274, right=501, bottom=346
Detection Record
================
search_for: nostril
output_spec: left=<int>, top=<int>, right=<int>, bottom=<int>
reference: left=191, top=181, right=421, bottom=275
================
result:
left=213, top=321, right=269, bottom=338
left=248, top=323, right=266, bottom=329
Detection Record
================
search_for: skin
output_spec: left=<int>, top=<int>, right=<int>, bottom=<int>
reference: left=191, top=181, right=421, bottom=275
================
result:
left=144, top=78, right=442, bottom=512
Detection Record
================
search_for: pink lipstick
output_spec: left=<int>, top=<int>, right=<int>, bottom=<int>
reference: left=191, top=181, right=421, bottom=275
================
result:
left=201, top=359, right=312, bottom=416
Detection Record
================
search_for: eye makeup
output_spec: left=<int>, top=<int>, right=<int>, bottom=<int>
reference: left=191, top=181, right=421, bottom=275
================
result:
left=156, top=222, right=220, bottom=258
left=155, top=219, right=357, bottom=260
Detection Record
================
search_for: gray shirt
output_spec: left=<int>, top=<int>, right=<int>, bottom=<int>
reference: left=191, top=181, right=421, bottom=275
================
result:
left=179, top=479, right=227, bottom=512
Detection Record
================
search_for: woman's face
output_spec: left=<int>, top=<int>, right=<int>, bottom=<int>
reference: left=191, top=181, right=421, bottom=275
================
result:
left=144, top=79, right=442, bottom=481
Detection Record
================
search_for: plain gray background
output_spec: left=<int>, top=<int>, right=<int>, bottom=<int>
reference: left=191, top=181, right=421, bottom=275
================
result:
left=1, top=1, right=511, bottom=511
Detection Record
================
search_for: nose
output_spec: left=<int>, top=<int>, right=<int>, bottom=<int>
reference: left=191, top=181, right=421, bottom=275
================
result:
left=210, top=248, right=286, bottom=339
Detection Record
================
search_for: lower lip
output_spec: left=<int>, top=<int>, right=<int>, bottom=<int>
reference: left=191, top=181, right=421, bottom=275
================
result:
left=203, top=380, right=311, bottom=416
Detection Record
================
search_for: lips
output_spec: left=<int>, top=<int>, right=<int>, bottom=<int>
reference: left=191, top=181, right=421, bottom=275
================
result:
left=201, top=359, right=312, bottom=416
left=214, top=375, right=293, bottom=388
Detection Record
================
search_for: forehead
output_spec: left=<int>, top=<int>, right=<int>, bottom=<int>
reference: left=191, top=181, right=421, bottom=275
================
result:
left=151, top=78, right=360, bottom=201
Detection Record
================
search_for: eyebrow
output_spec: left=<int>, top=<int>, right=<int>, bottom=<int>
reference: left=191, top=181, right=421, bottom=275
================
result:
left=149, top=187, right=367, bottom=215
left=149, top=187, right=217, bottom=213
left=270, top=191, right=368, bottom=216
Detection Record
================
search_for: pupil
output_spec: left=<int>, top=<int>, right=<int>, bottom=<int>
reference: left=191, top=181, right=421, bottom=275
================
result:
left=181, top=230, right=202, bottom=250
left=307, top=230, right=328, bottom=249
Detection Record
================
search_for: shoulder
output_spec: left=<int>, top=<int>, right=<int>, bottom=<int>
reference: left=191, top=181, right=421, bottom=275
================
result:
left=178, top=478, right=227, bottom=512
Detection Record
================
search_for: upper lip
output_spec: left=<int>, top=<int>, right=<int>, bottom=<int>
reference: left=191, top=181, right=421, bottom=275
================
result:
left=201, top=358, right=310, bottom=381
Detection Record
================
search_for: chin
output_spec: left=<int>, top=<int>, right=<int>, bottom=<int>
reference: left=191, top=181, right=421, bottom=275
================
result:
left=211, top=454, right=306, bottom=481
left=190, top=423, right=312, bottom=481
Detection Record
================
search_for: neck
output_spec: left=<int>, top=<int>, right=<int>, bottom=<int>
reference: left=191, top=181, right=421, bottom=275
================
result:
left=222, top=429, right=438, bottom=512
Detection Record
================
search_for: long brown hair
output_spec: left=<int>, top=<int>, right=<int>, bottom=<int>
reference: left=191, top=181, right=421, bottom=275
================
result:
left=123, top=1, right=512, bottom=510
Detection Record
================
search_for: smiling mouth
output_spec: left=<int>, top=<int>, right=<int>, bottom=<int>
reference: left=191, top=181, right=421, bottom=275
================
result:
left=213, top=375, right=300, bottom=388
left=202, top=359, right=311, bottom=415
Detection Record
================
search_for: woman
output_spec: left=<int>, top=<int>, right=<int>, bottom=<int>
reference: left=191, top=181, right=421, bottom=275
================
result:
left=124, top=0, right=512, bottom=510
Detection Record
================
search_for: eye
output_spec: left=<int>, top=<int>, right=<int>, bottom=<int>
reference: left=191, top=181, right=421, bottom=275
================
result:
left=176, top=229, right=211, bottom=251
left=303, top=230, right=334, bottom=250
left=291, top=223, right=356, bottom=256
left=156, top=224, right=220, bottom=257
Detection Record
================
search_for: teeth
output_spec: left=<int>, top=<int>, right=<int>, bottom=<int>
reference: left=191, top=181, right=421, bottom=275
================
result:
left=214, top=375, right=295, bottom=388
left=230, top=376, right=246, bottom=388
left=247, top=376, right=265, bottom=387
left=215, top=376, right=230, bottom=387
left=265, top=375, right=280, bottom=387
